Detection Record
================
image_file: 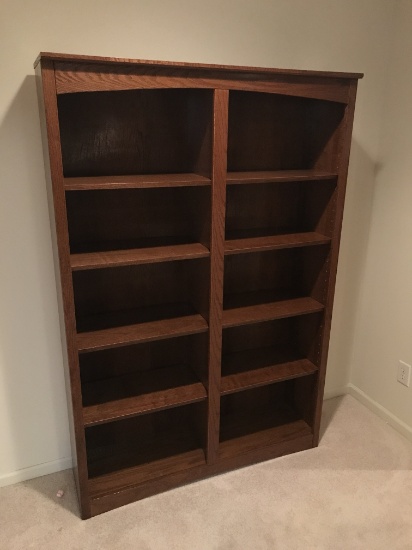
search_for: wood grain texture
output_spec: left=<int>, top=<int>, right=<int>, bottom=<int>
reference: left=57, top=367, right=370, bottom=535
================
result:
left=222, top=297, right=324, bottom=328
left=53, top=63, right=351, bottom=103
left=36, top=53, right=361, bottom=518
left=219, top=420, right=312, bottom=460
left=35, top=52, right=363, bottom=80
left=77, top=314, right=208, bottom=353
left=35, top=61, right=91, bottom=517
left=225, top=232, right=331, bottom=255
left=227, top=170, right=338, bottom=185
left=312, top=81, right=360, bottom=446
left=82, top=364, right=207, bottom=426
left=64, top=173, right=211, bottom=190
left=89, top=448, right=206, bottom=498
left=71, top=243, right=210, bottom=271
left=206, top=89, right=229, bottom=463
left=221, top=358, right=318, bottom=395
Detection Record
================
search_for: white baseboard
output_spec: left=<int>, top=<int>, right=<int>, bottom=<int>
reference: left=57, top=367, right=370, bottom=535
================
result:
left=346, top=383, right=412, bottom=443
left=323, top=386, right=348, bottom=400
left=0, top=456, right=72, bottom=489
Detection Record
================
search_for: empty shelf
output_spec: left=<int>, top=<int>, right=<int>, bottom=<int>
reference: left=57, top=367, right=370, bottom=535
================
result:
left=71, top=242, right=210, bottom=270
left=82, top=365, right=207, bottom=426
left=222, top=297, right=324, bottom=328
left=226, top=170, right=338, bottom=185
left=219, top=420, right=312, bottom=460
left=225, top=232, right=331, bottom=255
left=221, top=354, right=318, bottom=394
left=64, top=173, right=212, bottom=190
left=77, top=314, right=208, bottom=353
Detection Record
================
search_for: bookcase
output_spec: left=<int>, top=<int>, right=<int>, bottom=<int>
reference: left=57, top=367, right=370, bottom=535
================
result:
left=35, top=52, right=362, bottom=518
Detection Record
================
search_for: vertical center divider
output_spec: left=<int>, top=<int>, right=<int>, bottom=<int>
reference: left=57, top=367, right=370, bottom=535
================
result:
left=206, top=89, right=229, bottom=463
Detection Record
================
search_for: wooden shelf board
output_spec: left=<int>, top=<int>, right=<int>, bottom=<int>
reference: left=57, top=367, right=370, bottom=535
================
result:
left=219, top=419, right=312, bottom=460
left=222, top=296, right=324, bottom=328
left=71, top=242, right=210, bottom=270
left=82, top=365, right=207, bottom=426
left=225, top=232, right=331, bottom=255
left=89, top=447, right=206, bottom=498
left=226, top=170, right=338, bottom=185
left=221, top=353, right=318, bottom=395
left=64, top=173, right=211, bottom=190
left=77, top=312, right=208, bottom=353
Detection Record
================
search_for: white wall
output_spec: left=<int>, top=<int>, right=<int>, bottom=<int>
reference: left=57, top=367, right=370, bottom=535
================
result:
left=348, top=0, right=412, bottom=436
left=0, top=0, right=396, bottom=485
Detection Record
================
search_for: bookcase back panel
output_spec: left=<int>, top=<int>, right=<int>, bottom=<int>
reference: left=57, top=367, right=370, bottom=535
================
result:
left=72, top=259, right=209, bottom=332
left=86, top=402, right=207, bottom=478
left=223, top=246, right=330, bottom=306
left=219, top=378, right=316, bottom=442
left=79, top=333, right=207, bottom=382
left=222, top=313, right=323, bottom=364
left=66, top=187, right=211, bottom=253
left=58, top=89, right=213, bottom=177
left=227, top=91, right=345, bottom=172
left=225, top=180, right=337, bottom=238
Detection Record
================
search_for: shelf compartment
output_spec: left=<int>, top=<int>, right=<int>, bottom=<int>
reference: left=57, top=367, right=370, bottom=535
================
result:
left=227, top=170, right=337, bottom=185
left=221, top=356, right=317, bottom=395
left=64, top=173, right=212, bottom=190
left=77, top=311, right=208, bottom=353
left=219, top=420, right=312, bottom=461
left=71, top=242, right=210, bottom=271
left=225, top=232, right=331, bottom=255
left=73, top=259, right=209, bottom=352
left=66, top=187, right=210, bottom=256
left=221, top=314, right=322, bottom=394
left=223, top=246, right=330, bottom=328
left=225, top=179, right=337, bottom=243
left=58, top=89, right=213, bottom=178
left=219, top=379, right=316, bottom=460
left=227, top=91, right=345, bottom=173
left=222, top=296, right=324, bottom=328
left=86, top=403, right=207, bottom=497
left=82, top=364, right=207, bottom=426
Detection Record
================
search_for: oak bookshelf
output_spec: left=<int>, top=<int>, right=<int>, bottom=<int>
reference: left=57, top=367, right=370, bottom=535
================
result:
left=35, top=52, right=362, bottom=518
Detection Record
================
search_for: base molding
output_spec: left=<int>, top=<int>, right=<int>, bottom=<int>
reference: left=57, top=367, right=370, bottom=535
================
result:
left=0, top=457, right=72, bottom=488
left=346, top=383, right=412, bottom=443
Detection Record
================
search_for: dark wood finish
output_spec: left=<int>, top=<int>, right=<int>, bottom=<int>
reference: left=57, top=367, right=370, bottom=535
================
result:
left=311, top=81, right=360, bottom=445
left=53, top=63, right=350, bottom=103
left=223, top=297, right=324, bottom=328
left=89, top=448, right=206, bottom=498
left=226, top=169, right=337, bottom=184
left=219, top=420, right=312, bottom=460
left=82, top=364, right=207, bottom=426
left=71, top=243, right=210, bottom=271
left=221, top=357, right=318, bottom=395
left=89, top=433, right=313, bottom=516
left=77, top=314, right=208, bottom=353
left=36, top=52, right=361, bottom=518
left=225, top=232, right=331, bottom=255
left=35, top=52, right=363, bottom=79
left=205, top=90, right=229, bottom=463
left=65, top=173, right=211, bottom=190
left=35, top=60, right=91, bottom=518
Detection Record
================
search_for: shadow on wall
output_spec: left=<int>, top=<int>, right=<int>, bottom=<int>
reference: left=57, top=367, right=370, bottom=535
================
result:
left=0, top=74, right=71, bottom=481
left=324, top=137, right=378, bottom=395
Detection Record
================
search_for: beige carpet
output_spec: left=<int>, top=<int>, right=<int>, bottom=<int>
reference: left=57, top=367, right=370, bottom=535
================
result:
left=1, top=395, right=412, bottom=550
